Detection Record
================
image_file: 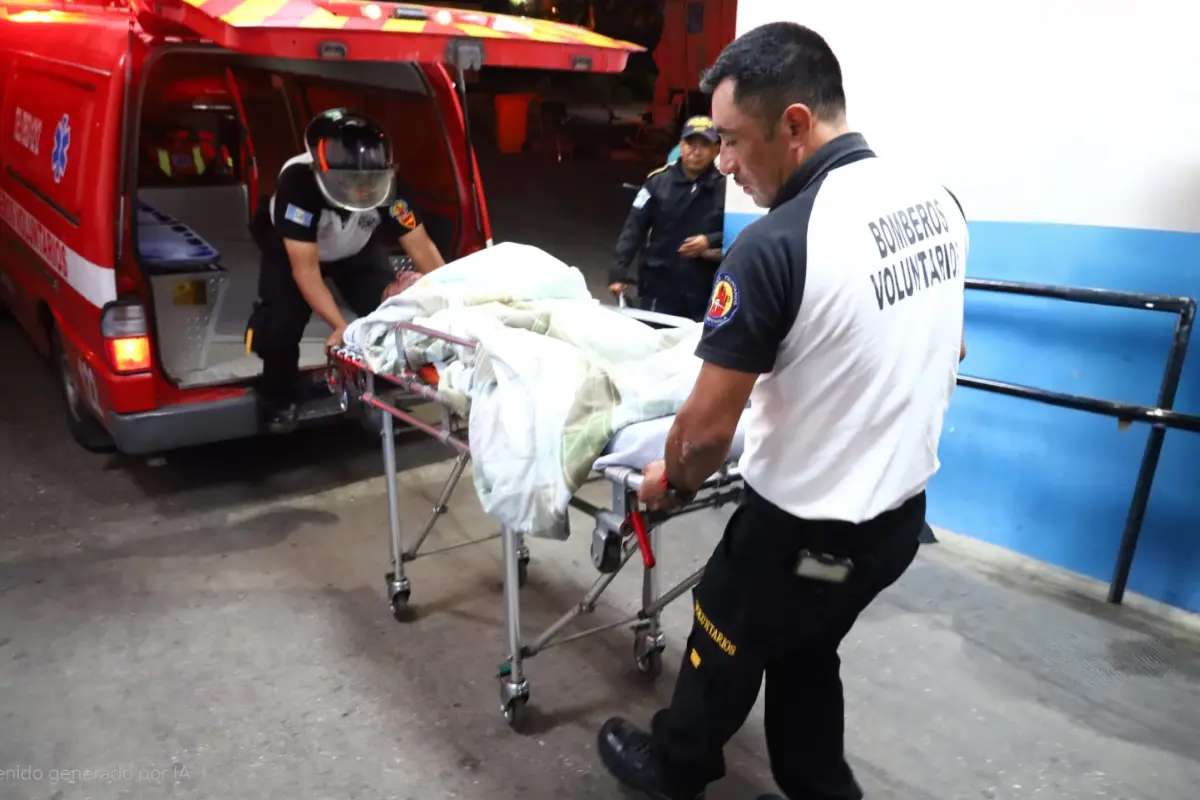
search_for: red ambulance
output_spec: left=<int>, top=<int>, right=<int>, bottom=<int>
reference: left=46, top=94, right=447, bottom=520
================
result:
left=0, top=0, right=638, bottom=453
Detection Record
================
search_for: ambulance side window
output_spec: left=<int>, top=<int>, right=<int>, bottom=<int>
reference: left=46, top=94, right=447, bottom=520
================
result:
left=3, top=66, right=96, bottom=225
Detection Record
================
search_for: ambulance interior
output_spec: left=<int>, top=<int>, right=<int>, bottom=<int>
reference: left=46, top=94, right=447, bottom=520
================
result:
left=134, top=53, right=463, bottom=390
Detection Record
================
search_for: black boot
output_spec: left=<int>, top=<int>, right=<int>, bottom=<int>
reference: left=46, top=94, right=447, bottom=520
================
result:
left=262, top=400, right=298, bottom=434
left=597, top=717, right=704, bottom=800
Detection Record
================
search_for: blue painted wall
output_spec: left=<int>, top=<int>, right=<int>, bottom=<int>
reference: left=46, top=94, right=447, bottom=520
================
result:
left=725, top=211, right=1200, bottom=614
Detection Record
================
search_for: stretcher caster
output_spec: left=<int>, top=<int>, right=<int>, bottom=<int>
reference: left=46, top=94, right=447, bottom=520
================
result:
left=634, top=631, right=666, bottom=680
left=386, top=572, right=413, bottom=622
left=497, top=663, right=531, bottom=732
left=503, top=696, right=529, bottom=731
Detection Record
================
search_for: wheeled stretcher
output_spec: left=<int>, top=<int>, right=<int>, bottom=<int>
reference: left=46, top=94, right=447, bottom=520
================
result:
left=325, top=310, right=745, bottom=731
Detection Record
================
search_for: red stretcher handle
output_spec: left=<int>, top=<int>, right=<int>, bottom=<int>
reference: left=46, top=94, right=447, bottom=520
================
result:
left=627, top=510, right=656, bottom=569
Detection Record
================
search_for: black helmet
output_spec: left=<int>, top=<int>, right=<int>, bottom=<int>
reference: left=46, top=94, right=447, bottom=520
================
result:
left=304, top=108, right=395, bottom=211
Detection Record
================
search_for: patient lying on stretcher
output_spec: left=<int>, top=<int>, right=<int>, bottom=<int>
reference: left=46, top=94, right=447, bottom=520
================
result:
left=341, top=242, right=739, bottom=539
left=403, top=357, right=747, bottom=473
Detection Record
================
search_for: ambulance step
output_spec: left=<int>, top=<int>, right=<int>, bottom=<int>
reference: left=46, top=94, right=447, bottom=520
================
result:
left=294, top=393, right=349, bottom=424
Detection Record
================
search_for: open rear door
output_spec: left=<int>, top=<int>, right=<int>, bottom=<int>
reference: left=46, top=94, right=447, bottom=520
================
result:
left=130, top=0, right=643, bottom=72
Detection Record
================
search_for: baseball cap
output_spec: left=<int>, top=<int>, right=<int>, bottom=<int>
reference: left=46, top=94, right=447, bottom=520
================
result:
left=680, top=115, right=719, bottom=143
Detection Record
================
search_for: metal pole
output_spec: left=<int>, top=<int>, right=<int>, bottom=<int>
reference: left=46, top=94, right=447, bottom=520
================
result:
left=1107, top=302, right=1195, bottom=604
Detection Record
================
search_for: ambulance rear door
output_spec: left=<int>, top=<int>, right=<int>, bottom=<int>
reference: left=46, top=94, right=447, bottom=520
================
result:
left=129, top=0, right=643, bottom=73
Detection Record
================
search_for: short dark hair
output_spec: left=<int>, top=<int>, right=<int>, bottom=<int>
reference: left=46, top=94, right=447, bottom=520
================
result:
left=699, top=22, right=846, bottom=134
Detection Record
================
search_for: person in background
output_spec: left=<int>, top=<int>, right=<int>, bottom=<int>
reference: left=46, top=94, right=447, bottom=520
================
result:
left=608, top=116, right=727, bottom=321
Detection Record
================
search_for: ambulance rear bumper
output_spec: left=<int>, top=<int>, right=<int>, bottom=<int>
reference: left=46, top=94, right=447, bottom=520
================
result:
left=106, top=394, right=260, bottom=454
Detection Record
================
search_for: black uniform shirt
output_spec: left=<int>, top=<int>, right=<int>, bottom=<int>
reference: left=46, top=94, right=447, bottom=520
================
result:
left=610, top=160, right=726, bottom=302
left=268, top=153, right=422, bottom=263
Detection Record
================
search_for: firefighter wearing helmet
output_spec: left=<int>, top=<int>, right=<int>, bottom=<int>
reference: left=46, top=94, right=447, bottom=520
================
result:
left=246, top=108, right=446, bottom=433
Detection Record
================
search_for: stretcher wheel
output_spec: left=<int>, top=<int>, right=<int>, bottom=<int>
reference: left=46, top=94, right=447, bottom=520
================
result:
left=503, top=696, right=529, bottom=731
left=635, top=647, right=664, bottom=680
left=390, top=590, right=413, bottom=622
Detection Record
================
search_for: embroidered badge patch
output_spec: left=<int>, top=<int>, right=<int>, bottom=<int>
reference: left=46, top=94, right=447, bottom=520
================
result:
left=389, top=199, right=417, bottom=229
left=284, top=203, right=313, bottom=227
left=705, top=271, right=739, bottom=326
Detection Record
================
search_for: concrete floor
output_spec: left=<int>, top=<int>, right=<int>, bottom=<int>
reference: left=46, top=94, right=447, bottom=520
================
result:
left=2, top=151, right=1199, bottom=799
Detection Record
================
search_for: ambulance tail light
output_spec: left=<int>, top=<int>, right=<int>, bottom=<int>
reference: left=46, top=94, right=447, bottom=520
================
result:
left=100, top=302, right=152, bottom=374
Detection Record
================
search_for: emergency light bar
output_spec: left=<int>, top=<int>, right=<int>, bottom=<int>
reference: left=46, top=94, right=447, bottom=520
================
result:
left=1, top=0, right=121, bottom=7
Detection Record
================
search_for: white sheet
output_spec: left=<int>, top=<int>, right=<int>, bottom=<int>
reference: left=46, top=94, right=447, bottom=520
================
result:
left=343, top=243, right=708, bottom=541
left=593, top=414, right=747, bottom=472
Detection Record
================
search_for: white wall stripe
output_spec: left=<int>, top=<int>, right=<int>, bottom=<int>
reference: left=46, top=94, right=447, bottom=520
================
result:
left=0, top=188, right=116, bottom=309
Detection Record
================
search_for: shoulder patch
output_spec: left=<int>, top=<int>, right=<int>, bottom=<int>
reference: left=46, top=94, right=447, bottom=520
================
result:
left=389, top=199, right=417, bottom=229
left=632, top=187, right=651, bottom=209
left=283, top=203, right=314, bottom=228
left=705, top=271, right=739, bottom=327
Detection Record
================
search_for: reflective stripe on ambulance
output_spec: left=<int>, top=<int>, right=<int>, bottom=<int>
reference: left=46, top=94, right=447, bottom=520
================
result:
left=0, top=188, right=116, bottom=309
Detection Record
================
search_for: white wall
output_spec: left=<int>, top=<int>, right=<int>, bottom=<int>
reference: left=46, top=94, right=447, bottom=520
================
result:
left=727, top=0, right=1200, bottom=234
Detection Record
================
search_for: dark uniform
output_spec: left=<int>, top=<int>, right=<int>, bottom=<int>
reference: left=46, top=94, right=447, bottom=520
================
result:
left=609, top=158, right=726, bottom=321
left=599, top=132, right=970, bottom=799
left=247, top=137, right=423, bottom=417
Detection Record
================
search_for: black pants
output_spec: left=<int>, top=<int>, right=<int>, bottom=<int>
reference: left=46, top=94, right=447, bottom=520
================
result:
left=638, top=266, right=715, bottom=323
left=638, top=292, right=708, bottom=322
left=246, top=241, right=395, bottom=406
left=649, top=485, right=925, bottom=799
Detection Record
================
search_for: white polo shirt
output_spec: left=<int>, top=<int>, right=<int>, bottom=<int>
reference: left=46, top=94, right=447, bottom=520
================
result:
left=696, top=132, right=968, bottom=523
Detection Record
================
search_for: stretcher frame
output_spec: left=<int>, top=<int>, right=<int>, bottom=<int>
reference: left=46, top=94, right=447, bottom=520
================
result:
left=325, top=314, right=744, bottom=730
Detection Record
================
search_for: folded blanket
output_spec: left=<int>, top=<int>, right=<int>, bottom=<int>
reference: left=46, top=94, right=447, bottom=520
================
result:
left=344, top=242, right=704, bottom=540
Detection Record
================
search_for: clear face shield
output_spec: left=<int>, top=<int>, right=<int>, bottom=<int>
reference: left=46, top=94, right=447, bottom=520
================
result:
left=314, top=167, right=396, bottom=212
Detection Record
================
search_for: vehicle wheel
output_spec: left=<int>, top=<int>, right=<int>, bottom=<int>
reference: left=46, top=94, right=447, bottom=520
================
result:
left=51, top=328, right=116, bottom=453
left=360, top=402, right=387, bottom=437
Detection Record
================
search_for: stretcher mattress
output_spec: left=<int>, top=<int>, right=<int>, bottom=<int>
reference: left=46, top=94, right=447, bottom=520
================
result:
left=593, top=414, right=746, bottom=472
left=137, top=201, right=221, bottom=269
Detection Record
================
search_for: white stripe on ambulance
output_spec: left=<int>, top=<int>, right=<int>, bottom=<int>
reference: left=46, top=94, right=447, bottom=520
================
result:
left=0, top=188, right=116, bottom=309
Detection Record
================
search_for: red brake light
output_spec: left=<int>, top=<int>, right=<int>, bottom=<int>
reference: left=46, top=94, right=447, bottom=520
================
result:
left=106, top=336, right=152, bottom=373
left=100, top=302, right=152, bottom=374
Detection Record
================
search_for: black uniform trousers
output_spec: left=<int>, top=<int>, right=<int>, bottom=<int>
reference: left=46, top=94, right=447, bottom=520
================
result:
left=637, top=290, right=710, bottom=322
left=247, top=239, right=395, bottom=406
left=637, top=265, right=716, bottom=322
left=649, top=484, right=925, bottom=799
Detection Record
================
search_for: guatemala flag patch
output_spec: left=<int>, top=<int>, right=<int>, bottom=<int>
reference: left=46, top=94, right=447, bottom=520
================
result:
left=284, top=203, right=314, bottom=227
